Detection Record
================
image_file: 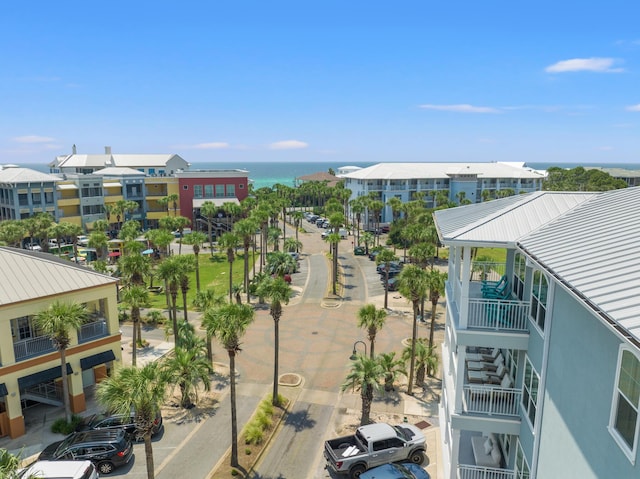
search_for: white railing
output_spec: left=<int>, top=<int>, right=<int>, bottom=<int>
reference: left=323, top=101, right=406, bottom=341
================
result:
left=462, top=385, right=522, bottom=416
left=468, top=299, right=529, bottom=331
left=458, top=464, right=515, bottom=479
left=78, top=320, right=108, bottom=343
left=14, top=336, right=55, bottom=360
left=470, top=262, right=506, bottom=282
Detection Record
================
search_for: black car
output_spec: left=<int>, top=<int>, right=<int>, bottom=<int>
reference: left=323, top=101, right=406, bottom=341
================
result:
left=376, top=261, right=404, bottom=274
left=39, top=429, right=133, bottom=475
left=384, top=277, right=400, bottom=291
left=76, top=411, right=163, bottom=440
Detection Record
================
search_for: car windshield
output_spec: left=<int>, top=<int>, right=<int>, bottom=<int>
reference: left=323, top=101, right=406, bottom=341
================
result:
left=88, top=413, right=109, bottom=427
left=54, top=434, right=77, bottom=456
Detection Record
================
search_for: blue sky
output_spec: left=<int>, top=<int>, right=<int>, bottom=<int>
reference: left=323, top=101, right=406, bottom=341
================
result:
left=2, top=1, right=640, bottom=165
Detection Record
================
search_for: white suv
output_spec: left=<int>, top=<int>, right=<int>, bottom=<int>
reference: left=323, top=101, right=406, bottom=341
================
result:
left=19, top=460, right=98, bottom=479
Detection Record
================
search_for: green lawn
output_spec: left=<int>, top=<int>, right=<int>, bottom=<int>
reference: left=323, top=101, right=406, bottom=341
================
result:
left=475, top=247, right=507, bottom=264
left=145, top=251, right=254, bottom=309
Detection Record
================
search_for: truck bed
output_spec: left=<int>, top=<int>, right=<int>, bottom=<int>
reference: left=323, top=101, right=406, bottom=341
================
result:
left=326, top=436, right=366, bottom=458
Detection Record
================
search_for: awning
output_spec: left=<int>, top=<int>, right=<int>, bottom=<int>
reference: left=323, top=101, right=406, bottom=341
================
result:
left=192, top=198, right=240, bottom=208
left=80, top=350, right=116, bottom=370
left=0, top=383, right=7, bottom=397
left=18, top=364, right=73, bottom=389
left=108, top=251, right=121, bottom=257
left=57, top=184, right=78, bottom=190
left=104, top=182, right=123, bottom=188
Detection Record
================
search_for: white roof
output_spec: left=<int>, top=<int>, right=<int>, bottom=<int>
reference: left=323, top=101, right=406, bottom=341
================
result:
left=434, top=191, right=596, bottom=246
left=518, top=187, right=640, bottom=345
left=93, top=167, right=146, bottom=176
left=0, top=247, right=116, bottom=306
left=343, top=162, right=546, bottom=181
left=0, top=167, right=59, bottom=184
left=51, top=153, right=188, bottom=170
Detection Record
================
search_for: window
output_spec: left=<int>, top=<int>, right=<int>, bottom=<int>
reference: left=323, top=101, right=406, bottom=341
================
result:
left=515, top=440, right=530, bottom=479
left=215, top=184, right=224, bottom=197
left=193, top=185, right=203, bottom=198
left=513, top=253, right=526, bottom=299
left=226, top=184, right=235, bottom=197
left=506, top=348, right=519, bottom=383
left=530, top=269, right=548, bottom=331
left=522, top=356, right=539, bottom=429
left=239, top=183, right=244, bottom=189
left=204, top=185, right=214, bottom=197
left=609, top=347, right=640, bottom=460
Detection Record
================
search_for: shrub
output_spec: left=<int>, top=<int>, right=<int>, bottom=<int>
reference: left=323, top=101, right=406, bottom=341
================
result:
left=245, top=448, right=252, bottom=455
left=244, top=424, right=264, bottom=445
left=51, top=415, right=82, bottom=435
left=259, top=400, right=274, bottom=416
left=231, top=469, right=239, bottom=476
left=255, top=410, right=272, bottom=429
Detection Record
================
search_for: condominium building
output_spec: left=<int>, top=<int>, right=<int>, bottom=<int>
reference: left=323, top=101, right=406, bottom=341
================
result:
left=433, top=187, right=640, bottom=478
left=0, top=247, right=121, bottom=439
left=343, top=162, right=545, bottom=225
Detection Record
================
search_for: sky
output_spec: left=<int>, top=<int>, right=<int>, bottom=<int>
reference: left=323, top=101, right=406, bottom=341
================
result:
left=1, top=1, right=640, bottom=165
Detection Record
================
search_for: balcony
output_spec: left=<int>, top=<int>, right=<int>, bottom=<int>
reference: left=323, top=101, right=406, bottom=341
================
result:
left=78, top=319, right=108, bottom=343
left=467, top=299, right=529, bottom=332
left=462, top=385, right=522, bottom=416
left=458, top=465, right=515, bottom=479
left=14, top=336, right=55, bottom=361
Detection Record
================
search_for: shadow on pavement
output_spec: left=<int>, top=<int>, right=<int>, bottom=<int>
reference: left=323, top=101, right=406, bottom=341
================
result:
left=284, top=408, right=317, bottom=432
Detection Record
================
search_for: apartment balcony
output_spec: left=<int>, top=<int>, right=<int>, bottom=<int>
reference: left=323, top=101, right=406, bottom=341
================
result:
left=14, top=336, right=55, bottom=361
left=458, top=465, right=515, bottom=479
left=78, top=319, right=108, bottom=343
left=456, top=431, right=517, bottom=479
left=462, top=385, right=521, bottom=417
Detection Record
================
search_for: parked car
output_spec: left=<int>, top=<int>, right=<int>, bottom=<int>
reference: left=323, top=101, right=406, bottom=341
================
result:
left=39, top=429, right=133, bottom=475
left=18, top=460, right=98, bottom=479
left=368, top=250, right=381, bottom=261
left=384, top=277, right=400, bottom=291
left=360, top=463, right=430, bottom=479
left=376, top=261, right=404, bottom=274
left=76, top=411, right=163, bottom=440
left=354, top=246, right=366, bottom=255
left=287, top=251, right=300, bottom=261
left=77, top=235, right=90, bottom=247
left=26, top=243, right=42, bottom=251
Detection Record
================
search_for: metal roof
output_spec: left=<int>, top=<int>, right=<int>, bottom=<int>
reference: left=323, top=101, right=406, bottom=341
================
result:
left=0, top=167, right=59, bottom=184
left=343, top=162, right=546, bottom=181
left=0, top=247, right=117, bottom=306
left=93, top=167, right=146, bottom=176
left=518, top=187, right=640, bottom=345
left=51, top=154, right=188, bottom=169
left=434, top=191, right=596, bottom=245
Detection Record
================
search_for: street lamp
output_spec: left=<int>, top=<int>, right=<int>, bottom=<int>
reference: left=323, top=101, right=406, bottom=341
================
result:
left=350, top=340, right=367, bottom=360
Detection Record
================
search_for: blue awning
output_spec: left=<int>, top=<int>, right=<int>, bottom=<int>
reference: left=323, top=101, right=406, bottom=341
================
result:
left=80, top=350, right=116, bottom=370
left=18, top=363, right=73, bottom=389
left=0, top=383, right=7, bottom=397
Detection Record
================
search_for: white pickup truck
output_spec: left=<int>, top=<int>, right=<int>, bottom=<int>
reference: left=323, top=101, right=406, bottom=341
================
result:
left=324, top=422, right=426, bottom=478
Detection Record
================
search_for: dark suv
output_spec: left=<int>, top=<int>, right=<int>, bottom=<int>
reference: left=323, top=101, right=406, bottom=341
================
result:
left=39, top=429, right=133, bottom=475
left=76, top=411, right=163, bottom=440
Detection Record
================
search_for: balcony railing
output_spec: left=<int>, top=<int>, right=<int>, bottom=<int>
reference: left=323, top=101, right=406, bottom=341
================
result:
left=78, top=320, right=108, bottom=343
left=14, top=336, right=55, bottom=361
left=468, top=299, right=529, bottom=332
left=462, top=385, right=522, bottom=416
left=458, top=464, right=515, bottom=479
left=470, top=262, right=506, bottom=282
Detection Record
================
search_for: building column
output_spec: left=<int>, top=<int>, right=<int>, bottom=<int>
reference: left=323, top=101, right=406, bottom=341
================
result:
left=4, top=383, right=25, bottom=438
left=68, top=370, right=86, bottom=414
left=449, top=429, right=461, bottom=479
left=459, top=246, right=472, bottom=328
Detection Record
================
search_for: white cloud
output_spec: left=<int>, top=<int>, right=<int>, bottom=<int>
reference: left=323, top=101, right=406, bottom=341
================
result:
left=13, top=135, right=56, bottom=144
left=418, top=104, right=499, bottom=113
left=626, top=104, right=640, bottom=112
left=192, top=142, right=230, bottom=150
left=545, top=57, right=623, bottom=73
left=268, top=140, right=308, bottom=150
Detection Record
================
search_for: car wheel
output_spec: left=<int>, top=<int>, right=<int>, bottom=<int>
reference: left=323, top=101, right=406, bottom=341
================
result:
left=97, top=461, right=115, bottom=474
left=349, top=465, right=366, bottom=478
left=410, top=450, right=426, bottom=465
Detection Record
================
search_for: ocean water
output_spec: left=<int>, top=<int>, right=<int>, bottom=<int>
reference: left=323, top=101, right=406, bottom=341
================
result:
left=19, top=160, right=640, bottom=190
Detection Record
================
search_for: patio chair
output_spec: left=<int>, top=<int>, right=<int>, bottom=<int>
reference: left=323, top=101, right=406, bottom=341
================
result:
left=481, top=274, right=507, bottom=291
left=483, top=281, right=511, bottom=300
left=467, top=364, right=507, bottom=385
left=467, top=354, right=504, bottom=371
left=466, top=347, right=500, bottom=362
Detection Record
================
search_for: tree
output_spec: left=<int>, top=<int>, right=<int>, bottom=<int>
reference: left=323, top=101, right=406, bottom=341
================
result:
left=0, top=449, right=21, bottom=479
left=200, top=201, right=218, bottom=257
left=181, top=231, right=208, bottom=291
left=378, top=352, right=406, bottom=392
left=97, top=363, right=167, bottom=479
left=375, top=249, right=398, bottom=309
left=34, top=301, right=88, bottom=422
left=283, top=237, right=303, bottom=254
left=156, top=256, right=183, bottom=345
left=426, top=269, right=447, bottom=348
left=173, top=216, right=191, bottom=255
left=163, top=345, right=212, bottom=408
left=119, top=252, right=150, bottom=287
left=256, top=277, right=292, bottom=407
left=0, top=220, right=26, bottom=247
left=291, top=210, right=304, bottom=247
left=324, top=232, right=342, bottom=295
left=203, top=303, right=255, bottom=467
left=397, top=265, right=429, bottom=395
left=88, top=230, right=109, bottom=260
left=176, top=255, right=195, bottom=323
left=219, top=232, right=240, bottom=302
left=120, top=285, right=150, bottom=366
left=342, top=354, right=384, bottom=425
left=357, top=304, right=387, bottom=359
left=403, top=338, right=439, bottom=385
left=166, top=193, right=179, bottom=216
left=233, top=218, right=258, bottom=303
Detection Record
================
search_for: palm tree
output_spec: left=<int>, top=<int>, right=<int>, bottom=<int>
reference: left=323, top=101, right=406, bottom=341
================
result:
left=88, top=230, right=109, bottom=260
left=181, top=231, right=207, bottom=291
left=120, top=285, right=150, bottom=366
left=375, top=249, right=398, bottom=309
left=283, top=237, right=303, bottom=254
left=397, top=265, right=429, bottom=395
left=97, top=363, right=167, bottom=479
left=0, top=220, right=26, bottom=247
left=173, top=216, right=191, bottom=254
left=163, top=346, right=212, bottom=408
left=349, top=197, right=365, bottom=246
left=362, top=231, right=375, bottom=255
left=291, top=210, right=304, bottom=247
left=166, top=193, right=179, bottom=216
left=193, top=290, right=226, bottom=364
left=0, top=450, right=21, bottom=479
left=267, top=226, right=281, bottom=252
left=219, top=232, right=240, bottom=302
left=256, top=277, right=292, bottom=407
left=156, top=256, right=183, bottom=345
left=357, top=304, right=387, bottom=359
left=233, top=218, right=258, bottom=303
left=119, top=252, right=150, bottom=287
left=202, top=303, right=255, bottom=467
left=378, top=352, right=406, bottom=392
left=200, top=201, right=218, bottom=257
left=324, top=232, right=342, bottom=295
left=369, top=199, right=385, bottom=246
left=34, top=301, right=88, bottom=422
left=426, top=269, right=447, bottom=348
left=342, top=354, right=384, bottom=425
left=403, top=339, right=439, bottom=385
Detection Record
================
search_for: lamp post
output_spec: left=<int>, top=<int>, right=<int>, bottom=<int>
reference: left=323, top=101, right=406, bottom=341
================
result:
left=350, top=340, right=367, bottom=360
